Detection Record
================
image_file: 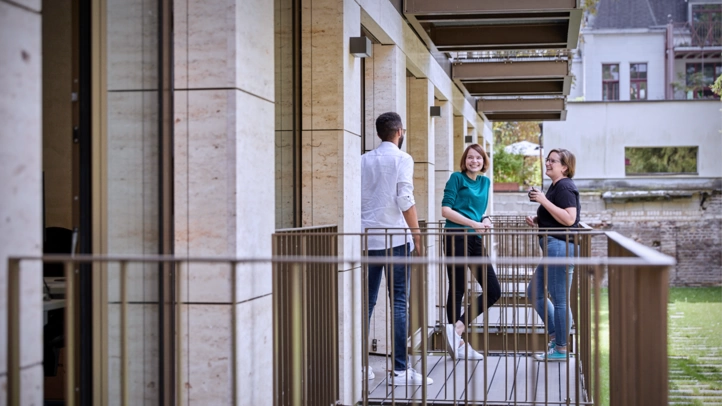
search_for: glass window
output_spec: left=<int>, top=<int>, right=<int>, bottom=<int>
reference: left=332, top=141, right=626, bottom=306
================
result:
left=630, top=63, right=647, bottom=100
left=603, top=64, right=620, bottom=101
left=685, top=62, right=722, bottom=99
left=624, top=146, right=698, bottom=175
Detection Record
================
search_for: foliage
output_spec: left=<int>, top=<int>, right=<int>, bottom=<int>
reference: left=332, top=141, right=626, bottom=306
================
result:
left=672, top=72, right=711, bottom=99
left=712, top=74, right=722, bottom=99
left=492, top=145, right=525, bottom=183
left=493, top=121, right=542, bottom=145
left=492, top=144, right=542, bottom=186
left=624, top=147, right=698, bottom=174
left=582, top=0, right=599, bottom=15
left=492, top=122, right=544, bottom=186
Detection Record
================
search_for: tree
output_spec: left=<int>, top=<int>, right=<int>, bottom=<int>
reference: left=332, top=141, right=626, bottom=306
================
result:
left=493, top=121, right=542, bottom=145
left=492, top=122, right=543, bottom=186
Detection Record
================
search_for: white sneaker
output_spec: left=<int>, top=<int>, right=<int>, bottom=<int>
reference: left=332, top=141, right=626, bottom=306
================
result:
left=387, top=368, right=433, bottom=386
left=456, top=343, right=483, bottom=360
left=445, top=324, right=463, bottom=359
left=364, top=366, right=375, bottom=380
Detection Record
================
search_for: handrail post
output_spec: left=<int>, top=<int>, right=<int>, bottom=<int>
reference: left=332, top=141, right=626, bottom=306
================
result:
left=7, top=259, right=21, bottom=406
left=608, top=236, right=670, bottom=406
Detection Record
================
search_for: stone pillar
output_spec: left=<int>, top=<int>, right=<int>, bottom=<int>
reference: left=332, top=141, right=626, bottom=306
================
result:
left=453, top=115, right=467, bottom=171
left=0, top=1, right=43, bottom=403
left=173, top=0, right=275, bottom=404
left=301, top=0, right=362, bottom=402
left=434, top=100, right=454, bottom=221
left=432, top=100, right=454, bottom=323
left=407, top=77, right=435, bottom=224
left=407, top=77, right=436, bottom=331
left=362, top=42, right=407, bottom=362
left=364, top=44, right=407, bottom=152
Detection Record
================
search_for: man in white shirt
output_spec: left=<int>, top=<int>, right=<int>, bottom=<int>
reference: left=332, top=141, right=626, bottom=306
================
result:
left=361, top=112, right=432, bottom=386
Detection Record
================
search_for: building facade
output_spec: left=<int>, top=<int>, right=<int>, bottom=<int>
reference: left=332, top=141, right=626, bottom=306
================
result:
left=539, top=0, right=722, bottom=286
left=6, top=0, right=592, bottom=404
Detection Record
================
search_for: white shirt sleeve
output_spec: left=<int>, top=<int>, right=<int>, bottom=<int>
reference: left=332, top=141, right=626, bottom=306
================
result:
left=396, top=155, right=415, bottom=212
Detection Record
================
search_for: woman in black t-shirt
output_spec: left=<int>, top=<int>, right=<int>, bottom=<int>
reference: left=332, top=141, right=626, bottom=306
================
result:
left=525, top=148, right=580, bottom=362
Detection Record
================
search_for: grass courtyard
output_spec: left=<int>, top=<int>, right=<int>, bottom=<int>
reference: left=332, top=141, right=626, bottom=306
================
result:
left=595, top=287, right=722, bottom=406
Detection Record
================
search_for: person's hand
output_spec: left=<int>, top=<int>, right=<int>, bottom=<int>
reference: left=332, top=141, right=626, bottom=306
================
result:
left=471, top=221, right=488, bottom=233
left=528, top=187, right=546, bottom=203
left=480, top=217, right=492, bottom=230
left=413, top=235, right=425, bottom=257
left=525, top=216, right=538, bottom=227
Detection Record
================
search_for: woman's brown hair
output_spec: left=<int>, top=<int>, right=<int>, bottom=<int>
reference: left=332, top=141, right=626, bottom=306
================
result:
left=459, top=144, right=490, bottom=173
left=548, top=148, right=576, bottom=178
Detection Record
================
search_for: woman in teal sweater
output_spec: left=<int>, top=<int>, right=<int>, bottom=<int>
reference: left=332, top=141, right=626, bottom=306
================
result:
left=441, top=144, right=501, bottom=360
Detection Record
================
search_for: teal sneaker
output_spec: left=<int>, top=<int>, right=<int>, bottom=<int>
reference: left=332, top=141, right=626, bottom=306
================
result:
left=534, top=347, right=568, bottom=362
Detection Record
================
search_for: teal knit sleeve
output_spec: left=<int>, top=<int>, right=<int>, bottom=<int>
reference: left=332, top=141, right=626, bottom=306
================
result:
left=441, top=172, right=459, bottom=208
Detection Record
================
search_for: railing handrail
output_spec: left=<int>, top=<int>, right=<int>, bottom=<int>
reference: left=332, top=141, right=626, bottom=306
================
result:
left=274, top=224, right=337, bottom=233
left=10, top=252, right=674, bottom=267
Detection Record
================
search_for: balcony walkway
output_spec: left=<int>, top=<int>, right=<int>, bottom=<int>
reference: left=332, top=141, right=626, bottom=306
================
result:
left=368, top=354, right=586, bottom=405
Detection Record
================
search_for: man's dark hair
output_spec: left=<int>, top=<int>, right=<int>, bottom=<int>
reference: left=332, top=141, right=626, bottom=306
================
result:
left=375, top=112, right=402, bottom=142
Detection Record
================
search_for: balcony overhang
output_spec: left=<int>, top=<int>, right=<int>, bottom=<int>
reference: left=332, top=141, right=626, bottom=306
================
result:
left=477, top=98, right=566, bottom=121
left=673, top=46, right=722, bottom=60
left=404, top=0, right=583, bottom=52
left=453, top=59, right=572, bottom=97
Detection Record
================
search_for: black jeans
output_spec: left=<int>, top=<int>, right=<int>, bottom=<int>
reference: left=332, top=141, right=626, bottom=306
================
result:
left=445, top=230, right=501, bottom=326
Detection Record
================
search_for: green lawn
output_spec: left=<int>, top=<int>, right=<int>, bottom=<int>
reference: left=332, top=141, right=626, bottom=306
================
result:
left=594, top=287, right=722, bottom=406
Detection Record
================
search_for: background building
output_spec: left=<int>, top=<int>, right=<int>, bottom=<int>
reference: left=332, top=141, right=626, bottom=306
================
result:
left=494, top=0, right=722, bottom=286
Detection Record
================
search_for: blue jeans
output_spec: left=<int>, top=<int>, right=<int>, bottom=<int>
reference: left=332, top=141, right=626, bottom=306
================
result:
left=526, top=236, right=575, bottom=347
left=367, top=243, right=410, bottom=372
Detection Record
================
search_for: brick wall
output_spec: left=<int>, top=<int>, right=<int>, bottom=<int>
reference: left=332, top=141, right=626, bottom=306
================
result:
left=494, top=191, right=722, bottom=286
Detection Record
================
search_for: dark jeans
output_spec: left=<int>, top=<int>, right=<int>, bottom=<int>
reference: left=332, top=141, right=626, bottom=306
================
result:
left=445, top=231, right=501, bottom=326
left=367, top=243, right=410, bottom=372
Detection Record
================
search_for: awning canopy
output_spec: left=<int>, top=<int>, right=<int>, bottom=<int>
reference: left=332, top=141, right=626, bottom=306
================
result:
left=404, top=0, right=583, bottom=53
left=403, top=0, right=582, bottom=122
left=452, top=59, right=572, bottom=97
left=477, top=98, right=567, bottom=121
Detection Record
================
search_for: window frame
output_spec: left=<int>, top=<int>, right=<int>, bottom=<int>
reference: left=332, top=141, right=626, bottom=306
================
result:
left=624, top=146, right=699, bottom=176
left=602, top=63, right=620, bottom=101
left=685, top=62, right=722, bottom=99
left=629, top=62, right=648, bottom=100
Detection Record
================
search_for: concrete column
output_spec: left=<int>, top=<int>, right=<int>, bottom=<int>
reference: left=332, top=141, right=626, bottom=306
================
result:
left=407, top=77, right=437, bottom=331
left=173, top=0, right=275, bottom=403
left=364, top=44, right=407, bottom=152
left=361, top=43, right=408, bottom=373
left=434, top=100, right=454, bottom=222
left=0, top=1, right=43, bottom=403
left=407, top=77, right=435, bottom=224
left=300, top=0, right=363, bottom=402
left=453, top=115, right=467, bottom=171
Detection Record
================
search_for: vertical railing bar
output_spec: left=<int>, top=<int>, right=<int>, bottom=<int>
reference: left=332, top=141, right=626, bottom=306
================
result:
left=120, top=260, right=129, bottom=406
left=65, top=260, right=77, bottom=406
left=175, top=261, right=184, bottom=406
left=7, top=259, right=21, bottom=406
left=231, top=261, right=238, bottom=406
left=291, top=263, right=303, bottom=406
left=593, top=265, right=601, bottom=406
left=362, top=231, right=369, bottom=406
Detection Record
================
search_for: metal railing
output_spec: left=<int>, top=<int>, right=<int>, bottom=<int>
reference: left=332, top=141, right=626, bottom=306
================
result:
left=673, top=21, right=722, bottom=47
left=5, top=218, right=674, bottom=406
